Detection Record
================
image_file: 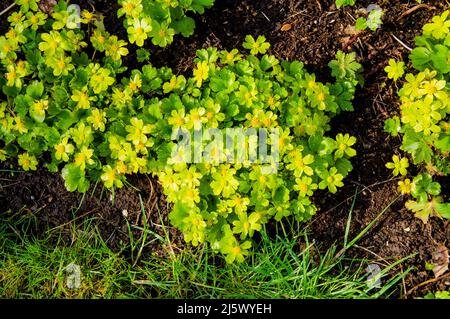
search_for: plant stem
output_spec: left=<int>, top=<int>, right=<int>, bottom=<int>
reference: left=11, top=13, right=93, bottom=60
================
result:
left=0, top=3, right=16, bottom=17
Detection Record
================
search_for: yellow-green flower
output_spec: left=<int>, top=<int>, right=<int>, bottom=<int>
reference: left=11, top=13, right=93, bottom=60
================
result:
left=8, top=12, right=25, bottom=26
left=232, top=212, right=262, bottom=239
left=91, top=29, right=109, bottom=51
left=294, top=176, right=318, bottom=197
left=386, top=155, right=409, bottom=176
left=397, top=179, right=413, bottom=195
left=127, top=74, right=142, bottom=93
left=25, top=11, right=47, bottom=30
left=80, top=10, right=96, bottom=24
left=193, top=61, right=209, bottom=87
left=71, top=88, right=97, bottom=110
left=6, top=60, right=29, bottom=88
left=127, top=18, right=152, bottom=46
left=126, top=117, right=154, bottom=146
left=182, top=211, right=206, bottom=246
left=384, top=59, right=405, bottom=82
left=47, top=53, right=74, bottom=76
left=423, top=10, right=450, bottom=39
left=219, top=49, right=242, bottom=65
left=185, top=107, right=207, bottom=130
left=101, top=165, right=124, bottom=189
left=13, top=116, right=28, bottom=134
left=38, top=31, right=64, bottom=56
left=0, top=36, right=18, bottom=60
left=54, top=137, right=74, bottom=162
left=16, top=0, right=39, bottom=13
left=242, top=35, right=270, bottom=55
left=73, top=146, right=95, bottom=171
left=105, top=35, right=129, bottom=61
left=18, top=153, right=38, bottom=171
left=286, top=149, right=315, bottom=177
left=222, top=239, right=252, bottom=264
left=87, top=108, right=107, bottom=132
left=118, top=0, right=143, bottom=18
left=167, top=109, right=187, bottom=128
left=89, top=65, right=115, bottom=94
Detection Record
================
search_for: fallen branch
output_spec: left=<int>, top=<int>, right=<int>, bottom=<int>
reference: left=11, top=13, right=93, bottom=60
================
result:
left=397, top=4, right=435, bottom=21
left=405, top=272, right=450, bottom=297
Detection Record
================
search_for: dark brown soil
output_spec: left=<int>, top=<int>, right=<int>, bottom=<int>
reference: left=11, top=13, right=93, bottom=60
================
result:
left=1, top=0, right=449, bottom=297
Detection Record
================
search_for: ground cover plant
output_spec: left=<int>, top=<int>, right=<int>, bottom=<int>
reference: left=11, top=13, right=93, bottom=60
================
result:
left=0, top=0, right=449, bottom=299
left=384, top=10, right=450, bottom=223
left=118, top=0, right=215, bottom=47
left=0, top=0, right=362, bottom=262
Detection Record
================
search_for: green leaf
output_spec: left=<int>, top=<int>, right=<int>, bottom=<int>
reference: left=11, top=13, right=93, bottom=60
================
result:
left=273, top=186, right=289, bottom=204
left=191, top=0, right=215, bottom=13
left=26, top=81, right=44, bottom=99
left=384, top=116, right=401, bottom=137
left=14, top=95, right=33, bottom=118
left=410, top=47, right=431, bottom=71
left=401, top=130, right=433, bottom=164
left=171, top=16, right=196, bottom=37
left=431, top=45, right=450, bottom=74
left=55, top=110, right=76, bottom=131
left=61, top=164, right=89, bottom=193
left=136, top=49, right=150, bottom=63
left=260, top=55, right=279, bottom=71
left=436, top=203, right=450, bottom=219
left=412, top=174, right=441, bottom=202
left=436, top=135, right=450, bottom=152
left=335, top=158, right=353, bottom=176
left=335, top=0, right=356, bottom=8
left=209, top=69, right=236, bottom=93
left=355, top=18, right=367, bottom=31
left=53, top=86, right=68, bottom=104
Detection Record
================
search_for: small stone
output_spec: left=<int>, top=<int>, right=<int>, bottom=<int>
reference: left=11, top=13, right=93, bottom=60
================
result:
left=404, top=227, right=410, bottom=232
left=122, top=209, right=128, bottom=218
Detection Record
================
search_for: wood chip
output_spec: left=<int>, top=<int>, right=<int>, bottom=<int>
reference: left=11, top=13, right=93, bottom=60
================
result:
left=281, top=24, right=292, bottom=32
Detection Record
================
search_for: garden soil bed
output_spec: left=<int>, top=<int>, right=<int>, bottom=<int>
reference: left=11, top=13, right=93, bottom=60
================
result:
left=1, top=0, right=449, bottom=297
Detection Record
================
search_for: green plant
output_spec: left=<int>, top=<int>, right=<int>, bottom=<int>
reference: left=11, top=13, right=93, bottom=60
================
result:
left=154, top=46, right=362, bottom=262
left=0, top=1, right=362, bottom=262
left=0, top=0, right=168, bottom=193
left=423, top=291, right=450, bottom=299
left=384, top=10, right=450, bottom=223
left=118, top=0, right=215, bottom=48
left=0, top=206, right=409, bottom=299
left=355, top=6, right=384, bottom=32
left=335, top=0, right=356, bottom=9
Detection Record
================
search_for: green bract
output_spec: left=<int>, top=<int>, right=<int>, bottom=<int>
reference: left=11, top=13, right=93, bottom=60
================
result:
left=118, top=0, right=215, bottom=47
left=384, top=11, right=450, bottom=223
left=0, top=0, right=362, bottom=262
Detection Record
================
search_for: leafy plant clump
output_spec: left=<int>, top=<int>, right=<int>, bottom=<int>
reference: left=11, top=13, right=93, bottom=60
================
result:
left=154, top=40, right=363, bottom=262
left=0, top=1, right=362, bottom=262
left=384, top=11, right=450, bottom=223
left=118, top=0, right=214, bottom=47
left=0, top=0, right=177, bottom=191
